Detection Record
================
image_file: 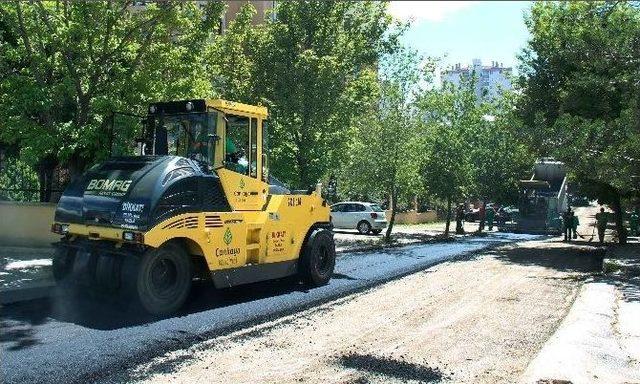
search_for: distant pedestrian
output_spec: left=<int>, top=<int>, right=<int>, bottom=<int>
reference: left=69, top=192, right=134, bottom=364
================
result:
left=562, top=207, right=573, bottom=241
left=595, top=207, right=608, bottom=244
left=455, top=204, right=465, bottom=234
left=478, top=204, right=486, bottom=231
left=486, top=206, right=496, bottom=231
left=630, top=209, right=639, bottom=237
left=572, top=213, right=579, bottom=239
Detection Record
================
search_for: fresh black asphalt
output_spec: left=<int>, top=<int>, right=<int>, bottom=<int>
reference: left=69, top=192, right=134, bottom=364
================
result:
left=0, top=232, right=539, bottom=384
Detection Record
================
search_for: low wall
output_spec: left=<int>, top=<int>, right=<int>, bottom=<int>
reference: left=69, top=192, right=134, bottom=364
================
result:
left=0, top=202, right=439, bottom=247
left=0, top=201, right=58, bottom=248
left=385, top=210, right=438, bottom=225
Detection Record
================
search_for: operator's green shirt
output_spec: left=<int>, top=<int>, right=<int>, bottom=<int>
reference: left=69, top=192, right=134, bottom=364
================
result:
left=225, top=137, right=236, bottom=154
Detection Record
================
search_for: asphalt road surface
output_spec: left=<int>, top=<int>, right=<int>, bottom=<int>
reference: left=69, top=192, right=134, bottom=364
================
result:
left=0, top=232, right=538, bottom=384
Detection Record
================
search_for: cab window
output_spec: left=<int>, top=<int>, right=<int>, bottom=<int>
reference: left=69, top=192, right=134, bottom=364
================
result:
left=331, top=204, right=344, bottom=212
left=262, top=120, right=269, bottom=182
left=152, top=112, right=217, bottom=165
left=225, top=115, right=250, bottom=175
left=250, top=118, right=258, bottom=178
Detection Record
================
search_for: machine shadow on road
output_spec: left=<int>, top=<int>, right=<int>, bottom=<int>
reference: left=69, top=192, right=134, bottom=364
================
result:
left=337, top=352, right=445, bottom=383
left=0, top=275, right=313, bottom=350
left=493, top=239, right=606, bottom=273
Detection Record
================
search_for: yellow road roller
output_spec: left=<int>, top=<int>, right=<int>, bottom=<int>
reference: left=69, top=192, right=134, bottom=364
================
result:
left=51, top=99, right=335, bottom=315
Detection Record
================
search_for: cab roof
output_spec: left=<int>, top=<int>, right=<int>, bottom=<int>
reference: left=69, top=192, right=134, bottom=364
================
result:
left=206, top=99, right=268, bottom=119
left=149, top=98, right=268, bottom=119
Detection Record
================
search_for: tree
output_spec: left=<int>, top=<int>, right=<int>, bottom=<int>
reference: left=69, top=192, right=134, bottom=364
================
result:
left=0, top=158, right=39, bottom=202
left=469, top=93, right=533, bottom=207
left=416, top=83, right=476, bottom=236
left=340, top=47, right=425, bottom=242
left=517, top=1, right=640, bottom=243
left=207, top=3, right=263, bottom=103
left=250, top=1, right=401, bottom=188
left=0, top=1, right=224, bottom=200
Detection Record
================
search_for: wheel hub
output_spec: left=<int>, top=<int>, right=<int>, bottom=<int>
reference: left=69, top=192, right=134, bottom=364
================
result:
left=150, top=258, right=178, bottom=295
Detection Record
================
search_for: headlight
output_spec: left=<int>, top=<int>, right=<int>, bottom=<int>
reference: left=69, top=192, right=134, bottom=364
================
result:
left=122, top=231, right=144, bottom=243
left=51, top=223, right=70, bottom=234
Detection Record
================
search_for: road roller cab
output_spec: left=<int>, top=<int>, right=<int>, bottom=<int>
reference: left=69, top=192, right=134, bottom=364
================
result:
left=51, top=99, right=335, bottom=315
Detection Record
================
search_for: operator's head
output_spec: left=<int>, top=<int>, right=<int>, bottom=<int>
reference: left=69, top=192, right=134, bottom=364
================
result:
left=600, top=207, right=605, bottom=212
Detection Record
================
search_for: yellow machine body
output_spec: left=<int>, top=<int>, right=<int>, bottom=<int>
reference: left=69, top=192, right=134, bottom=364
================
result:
left=53, top=99, right=331, bottom=289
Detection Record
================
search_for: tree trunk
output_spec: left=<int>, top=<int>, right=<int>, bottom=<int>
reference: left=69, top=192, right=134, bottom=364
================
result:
left=37, top=155, right=57, bottom=202
left=444, top=195, right=452, bottom=237
left=68, top=151, right=88, bottom=182
left=477, top=200, right=486, bottom=233
left=611, top=192, right=627, bottom=244
left=385, top=188, right=397, bottom=242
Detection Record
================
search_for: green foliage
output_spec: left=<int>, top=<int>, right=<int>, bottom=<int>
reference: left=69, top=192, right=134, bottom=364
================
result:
left=518, top=1, right=640, bottom=242
left=249, top=1, right=401, bottom=188
left=518, top=1, right=640, bottom=197
left=208, top=4, right=262, bottom=103
left=0, top=1, right=224, bottom=173
left=0, top=158, right=39, bottom=202
left=470, top=93, right=533, bottom=205
left=417, top=82, right=476, bottom=204
left=340, top=47, right=426, bottom=240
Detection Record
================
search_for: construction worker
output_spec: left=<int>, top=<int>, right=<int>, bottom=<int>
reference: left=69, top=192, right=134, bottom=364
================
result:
left=630, top=208, right=639, bottom=237
left=572, top=212, right=579, bottom=239
left=562, top=207, right=573, bottom=241
left=486, top=206, right=495, bottom=231
left=595, top=207, right=608, bottom=244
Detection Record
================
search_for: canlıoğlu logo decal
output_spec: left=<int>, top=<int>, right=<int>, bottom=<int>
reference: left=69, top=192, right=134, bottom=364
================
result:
left=223, top=227, right=233, bottom=245
left=239, top=178, right=245, bottom=189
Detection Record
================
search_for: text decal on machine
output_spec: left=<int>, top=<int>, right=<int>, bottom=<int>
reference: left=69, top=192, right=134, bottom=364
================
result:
left=86, top=179, right=132, bottom=197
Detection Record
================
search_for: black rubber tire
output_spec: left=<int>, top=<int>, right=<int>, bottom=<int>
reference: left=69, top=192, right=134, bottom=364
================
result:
left=135, top=243, right=192, bottom=316
left=371, top=229, right=382, bottom=235
left=357, top=220, right=372, bottom=235
left=299, top=228, right=336, bottom=286
left=52, top=247, right=76, bottom=284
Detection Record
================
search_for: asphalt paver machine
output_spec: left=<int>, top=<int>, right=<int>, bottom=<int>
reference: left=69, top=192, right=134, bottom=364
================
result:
left=514, top=158, right=568, bottom=234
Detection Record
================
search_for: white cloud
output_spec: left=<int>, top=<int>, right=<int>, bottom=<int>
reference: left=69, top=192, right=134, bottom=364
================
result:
left=387, top=1, right=477, bottom=22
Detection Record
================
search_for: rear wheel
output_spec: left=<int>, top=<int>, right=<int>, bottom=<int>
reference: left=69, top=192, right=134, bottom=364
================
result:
left=299, top=229, right=336, bottom=286
left=357, top=220, right=372, bottom=235
left=52, top=247, right=76, bottom=284
left=135, top=243, right=192, bottom=315
left=371, top=229, right=382, bottom=235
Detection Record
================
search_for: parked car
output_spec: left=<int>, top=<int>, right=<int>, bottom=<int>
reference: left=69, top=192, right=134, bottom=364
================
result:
left=330, top=202, right=388, bottom=235
left=465, top=203, right=496, bottom=222
left=496, top=205, right=518, bottom=225
left=464, top=208, right=481, bottom=222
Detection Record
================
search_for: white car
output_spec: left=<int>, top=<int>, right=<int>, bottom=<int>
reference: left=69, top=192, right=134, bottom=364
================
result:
left=330, top=202, right=388, bottom=235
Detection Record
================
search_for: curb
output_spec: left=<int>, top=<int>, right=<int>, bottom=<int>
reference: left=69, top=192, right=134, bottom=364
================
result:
left=0, top=282, right=55, bottom=305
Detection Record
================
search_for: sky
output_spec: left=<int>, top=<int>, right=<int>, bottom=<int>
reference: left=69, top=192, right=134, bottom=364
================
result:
left=388, top=1, right=533, bottom=72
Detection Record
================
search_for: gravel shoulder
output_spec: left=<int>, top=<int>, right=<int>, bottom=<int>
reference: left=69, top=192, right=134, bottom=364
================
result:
left=130, top=238, right=597, bottom=384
